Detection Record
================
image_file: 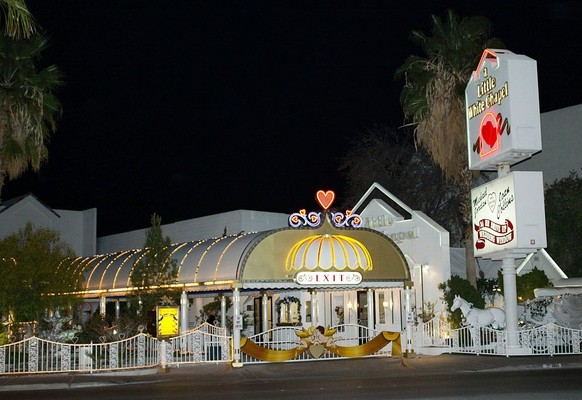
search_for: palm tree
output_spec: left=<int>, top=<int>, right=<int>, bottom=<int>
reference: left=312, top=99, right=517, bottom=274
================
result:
left=395, top=10, right=503, bottom=286
left=0, top=34, right=62, bottom=198
left=0, top=0, right=36, bottom=39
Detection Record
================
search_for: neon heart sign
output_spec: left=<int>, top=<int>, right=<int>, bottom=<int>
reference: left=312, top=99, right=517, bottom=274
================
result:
left=288, top=190, right=363, bottom=229
left=316, top=190, right=335, bottom=210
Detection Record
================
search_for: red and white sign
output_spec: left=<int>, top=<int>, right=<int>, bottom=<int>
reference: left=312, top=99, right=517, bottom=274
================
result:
left=471, top=171, right=546, bottom=259
left=466, top=49, right=542, bottom=171
left=295, top=271, right=362, bottom=285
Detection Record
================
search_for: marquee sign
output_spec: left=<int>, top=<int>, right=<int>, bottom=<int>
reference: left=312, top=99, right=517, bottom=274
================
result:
left=471, top=171, right=546, bottom=258
left=466, top=49, right=542, bottom=171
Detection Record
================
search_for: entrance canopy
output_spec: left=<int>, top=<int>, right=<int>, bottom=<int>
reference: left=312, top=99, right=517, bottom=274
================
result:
left=70, top=214, right=410, bottom=298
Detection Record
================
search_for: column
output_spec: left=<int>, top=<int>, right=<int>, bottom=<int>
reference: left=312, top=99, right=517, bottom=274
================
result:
left=99, top=295, right=106, bottom=317
left=310, top=290, right=317, bottom=326
left=232, top=286, right=242, bottom=367
left=261, top=293, right=269, bottom=334
left=502, top=256, right=519, bottom=348
left=404, top=285, right=414, bottom=354
left=115, top=300, right=120, bottom=320
left=180, top=291, right=189, bottom=333
left=220, top=295, right=227, bottom=330
left=367, top=289, right=374, bottom=338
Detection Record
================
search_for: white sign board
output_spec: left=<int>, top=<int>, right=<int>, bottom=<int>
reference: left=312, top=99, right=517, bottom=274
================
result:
left=471, top=171, right=546, bottom=259
left=295, top=271, right=362, bottom=285
left=466, top=49, right=542, bottom=170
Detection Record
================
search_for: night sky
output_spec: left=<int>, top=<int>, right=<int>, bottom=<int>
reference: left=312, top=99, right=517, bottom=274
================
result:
left=3, top=1, right=581, bottom=236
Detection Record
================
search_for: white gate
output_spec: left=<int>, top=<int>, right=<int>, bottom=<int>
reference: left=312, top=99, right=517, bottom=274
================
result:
left=167, top=322, right=231, bottom=365
left=240, top=324, right=395, bottom=364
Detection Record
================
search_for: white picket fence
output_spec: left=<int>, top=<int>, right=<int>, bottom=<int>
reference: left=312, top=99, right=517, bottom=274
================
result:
left=0, top=323, right=231, bottom=375
left=416, top=315, right=582, bottom=356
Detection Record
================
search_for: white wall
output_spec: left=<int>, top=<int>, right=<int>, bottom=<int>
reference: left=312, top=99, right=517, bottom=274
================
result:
left=513, top=104, right=582, bottom=184
left=355, top=185, right=451, bottom=315
left=97, top=209, right=288, bottom=254
left=0, top=195, right=97, bottom=257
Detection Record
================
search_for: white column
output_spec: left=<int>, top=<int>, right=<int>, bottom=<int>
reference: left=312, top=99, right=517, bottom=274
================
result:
left=502, top=256, right=519, bottom=348
left=261, top=293, right=269, bottom=334
left=404, top=285, right=414, bottom=354
left=367, top=289, right=374, bottom=338
left=100, top=295, right=106, bottom=317
left=180, top=291, right=189, bottom=333
left=310, top=290, right=317, bottom=326
left=232, top=286, right=242, bottom=367
left=115, top=300, right=120, bottom=320
left=220, top=295, right=227, bottom=330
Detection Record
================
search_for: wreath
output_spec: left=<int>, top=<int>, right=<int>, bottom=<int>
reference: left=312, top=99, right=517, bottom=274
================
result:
left=276, top=296, right=302, bottom=323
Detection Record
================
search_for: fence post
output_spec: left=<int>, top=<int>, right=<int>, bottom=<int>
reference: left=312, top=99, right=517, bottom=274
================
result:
left=61, top=344, right=71, bottom=371
left=0, top=346, right=5, bottom=373
left=138, top=334, right=145, bottom=367
left=29, top=337, right=38, bottom=372
left=109, top=341, right=118, bottom=369
left=159, top=340, right=167, bottom=369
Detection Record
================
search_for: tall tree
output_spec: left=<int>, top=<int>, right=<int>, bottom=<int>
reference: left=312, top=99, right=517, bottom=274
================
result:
left=130, top=214, right=179, bottom=330
left=0, top=0, right=36, bottom=39
left=340, top=124, right=463, bottom=246
left=0, top=34, right=62, bottom=198
left=0, top=223, right=80, bottom=330
left=395, top=10, right=503, bottom=286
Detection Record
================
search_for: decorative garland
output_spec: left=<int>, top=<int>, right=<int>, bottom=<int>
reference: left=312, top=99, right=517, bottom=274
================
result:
left=276, top=296, right=302, bottom=323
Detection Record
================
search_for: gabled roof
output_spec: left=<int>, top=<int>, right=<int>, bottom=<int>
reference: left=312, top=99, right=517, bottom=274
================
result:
left=352, top=182, right=413, bottom=219
left=0, top=193, right=60, bottom=218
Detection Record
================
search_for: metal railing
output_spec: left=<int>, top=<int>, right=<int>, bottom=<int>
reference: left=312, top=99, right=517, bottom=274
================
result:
left=0, top=333, right=159, bottom=374
left=240, top=324, right=393, bottom=364
left=416, top=314, right=582, bottom=356
left=416, top=315, right=452, bottom=348
left=167, top=322, right=232, bottom=364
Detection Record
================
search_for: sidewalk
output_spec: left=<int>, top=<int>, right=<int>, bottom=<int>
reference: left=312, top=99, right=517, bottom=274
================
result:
left=1, top=353, right=582, bottom=392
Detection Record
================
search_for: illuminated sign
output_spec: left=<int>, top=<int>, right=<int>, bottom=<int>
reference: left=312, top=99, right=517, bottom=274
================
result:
left=471, top=171, right=546, bottom=258
left=295, top=271, right=362, bottom=285
left=316, top=189, right=335, bottom=210
left=466, top=49, right=542, bottom=171
left=289, top=189, right=363, bottom=228
left=286, top=234, right=373, bottom=271
left=156, top=306, right=180, bottom=338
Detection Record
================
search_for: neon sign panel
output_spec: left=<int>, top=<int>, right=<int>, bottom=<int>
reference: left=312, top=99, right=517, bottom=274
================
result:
left=288, top=190, right=363, bottom=228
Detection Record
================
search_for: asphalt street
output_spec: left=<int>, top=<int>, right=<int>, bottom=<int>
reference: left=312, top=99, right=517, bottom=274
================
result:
left=1, top=354, right=582, bottom=399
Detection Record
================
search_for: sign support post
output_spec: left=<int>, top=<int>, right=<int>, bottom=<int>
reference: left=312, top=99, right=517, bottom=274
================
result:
left=501, top=256, right=518, bottom=347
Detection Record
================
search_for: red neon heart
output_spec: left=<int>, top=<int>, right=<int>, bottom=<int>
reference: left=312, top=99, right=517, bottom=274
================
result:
left=316, top=190, right=335, bottom=210
left=481, top=120, right=497, bottom=148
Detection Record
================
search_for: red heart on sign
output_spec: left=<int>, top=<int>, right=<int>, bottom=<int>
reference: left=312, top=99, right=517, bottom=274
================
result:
left=481, top=120, right=497, bottom=148
left=316, top=190, right=335, bottom=210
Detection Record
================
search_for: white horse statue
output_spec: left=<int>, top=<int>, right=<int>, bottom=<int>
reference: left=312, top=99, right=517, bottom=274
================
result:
left=451, top=295, right=506, bottom=329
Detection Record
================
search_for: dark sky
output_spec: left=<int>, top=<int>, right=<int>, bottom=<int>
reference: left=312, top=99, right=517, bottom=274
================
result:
left=3, top=1, right=581, bottom=236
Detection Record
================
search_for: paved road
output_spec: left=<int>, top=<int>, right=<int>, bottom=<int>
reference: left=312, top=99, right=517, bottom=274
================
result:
left=2, top=354, right=582, bottom=399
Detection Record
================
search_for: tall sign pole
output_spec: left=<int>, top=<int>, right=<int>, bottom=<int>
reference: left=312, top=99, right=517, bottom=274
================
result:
left=466, top=49, right=546, bottom=353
